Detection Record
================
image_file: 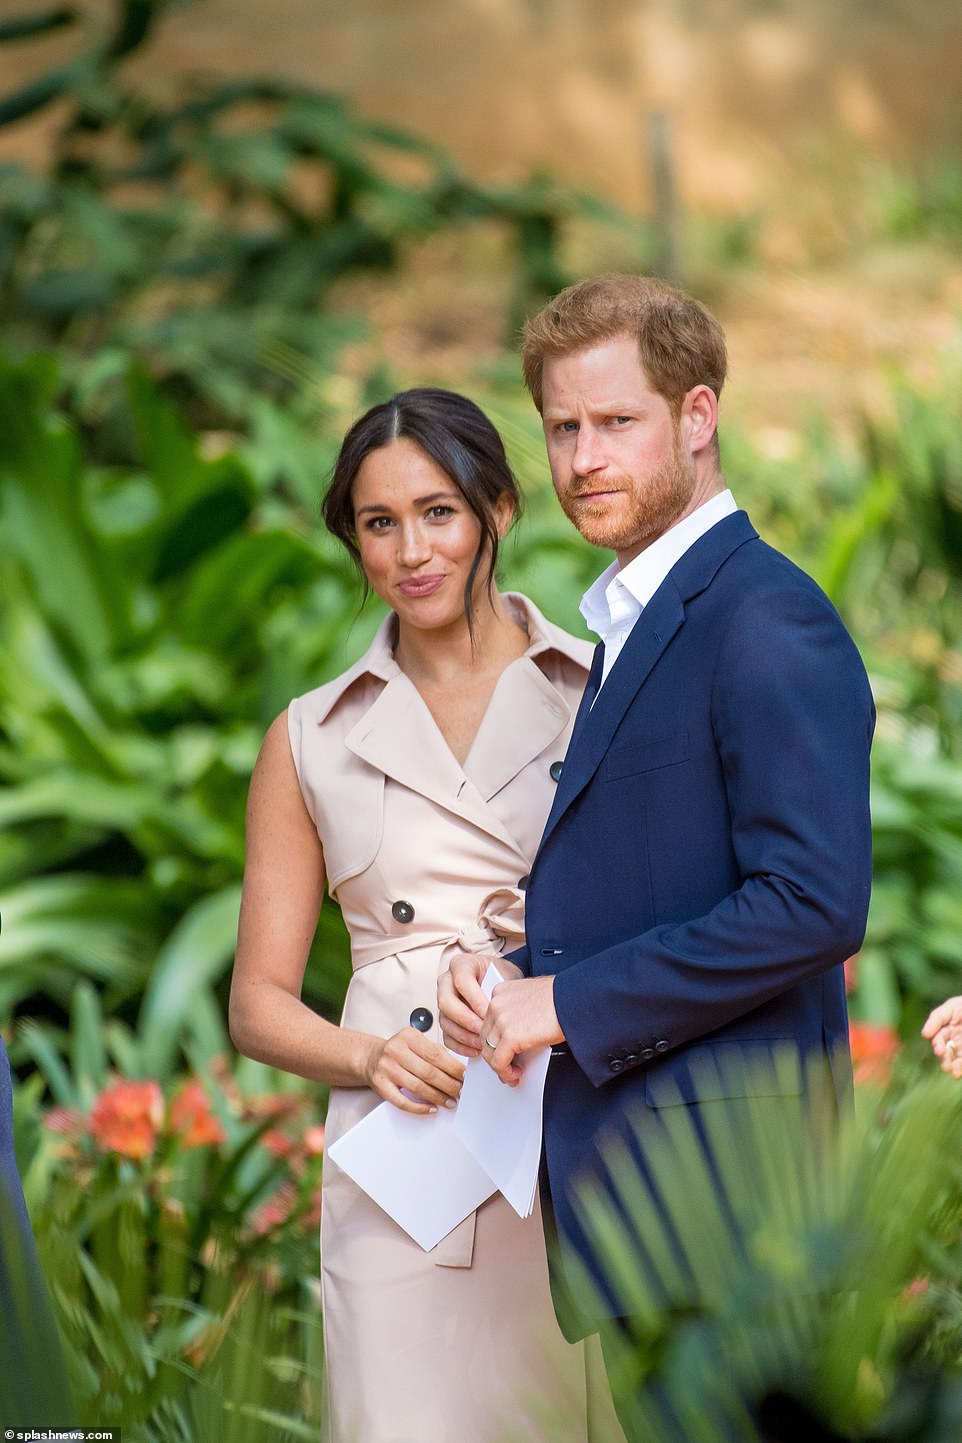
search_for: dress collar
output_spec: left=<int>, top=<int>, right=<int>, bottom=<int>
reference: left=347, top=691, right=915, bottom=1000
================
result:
left=314, top=591, right=590, bottom=725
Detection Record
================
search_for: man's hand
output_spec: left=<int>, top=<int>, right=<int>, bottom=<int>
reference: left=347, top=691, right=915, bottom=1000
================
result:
left=922, top=996, right=962, bottom=1079
left=438, top=953, right=523, bottom=1057
left=479, top=976, right=564, bottom=1086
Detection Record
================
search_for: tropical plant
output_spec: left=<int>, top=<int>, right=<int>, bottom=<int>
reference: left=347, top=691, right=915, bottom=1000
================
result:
left=11, top=983, right=326, bottom=1432
left=0, top=347, right=363, bottom=1049
left=568, top=1056, right=962, bottom=1443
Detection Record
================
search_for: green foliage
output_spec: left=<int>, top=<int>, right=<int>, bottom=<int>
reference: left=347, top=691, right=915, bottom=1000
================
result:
left=571, top=1058, right=962, bottom=1442
left=0, top=0, right=633, bottom=430
left=876, top=158, right=962, bottom=246
left=0, top=349, right=359, bottom=1046
left=10, top=986, right=326, bottom=1434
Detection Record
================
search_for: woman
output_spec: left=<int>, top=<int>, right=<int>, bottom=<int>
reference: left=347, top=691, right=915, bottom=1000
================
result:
left=229, top=389, right=623, bottom=1443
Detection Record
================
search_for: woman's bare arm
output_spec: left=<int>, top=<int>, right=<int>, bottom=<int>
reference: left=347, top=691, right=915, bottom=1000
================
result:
left=229, top=712, right=464, bottom=1113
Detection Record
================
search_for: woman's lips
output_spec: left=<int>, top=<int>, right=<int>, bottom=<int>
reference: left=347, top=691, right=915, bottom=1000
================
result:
left=397, top=574, right=446, bottom=597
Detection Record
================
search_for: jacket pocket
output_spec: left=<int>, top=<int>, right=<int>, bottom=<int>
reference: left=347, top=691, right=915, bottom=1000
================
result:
left=605, top=731, right=690, bottom=781
left=645, top=1038, right=803, bottom=1108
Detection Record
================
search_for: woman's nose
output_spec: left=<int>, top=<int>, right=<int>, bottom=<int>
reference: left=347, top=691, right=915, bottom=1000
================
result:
left=397, top=520, right=431, bottom=566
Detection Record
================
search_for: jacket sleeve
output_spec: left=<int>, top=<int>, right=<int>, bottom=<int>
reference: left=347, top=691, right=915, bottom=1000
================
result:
left=506, top=943, right=532, bottom=977
left=552, top=585, right=875, bottom=1087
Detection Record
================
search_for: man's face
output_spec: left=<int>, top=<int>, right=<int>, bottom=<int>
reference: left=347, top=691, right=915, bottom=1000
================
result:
left=541, top=334, right=698, bottom=565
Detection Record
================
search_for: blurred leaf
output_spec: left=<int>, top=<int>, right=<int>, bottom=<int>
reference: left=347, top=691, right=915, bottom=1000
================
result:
left=139, top=886, right=242, bottom=1078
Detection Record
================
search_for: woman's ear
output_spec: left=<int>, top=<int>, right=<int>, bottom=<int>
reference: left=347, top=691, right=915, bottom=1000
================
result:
left=493, top=493, right=516, bottom=539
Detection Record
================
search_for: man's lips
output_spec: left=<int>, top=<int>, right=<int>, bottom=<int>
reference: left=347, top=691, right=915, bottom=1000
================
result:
left=397, top=574, right=446, bottom=597
left=569, top=489, right=621, bottom=503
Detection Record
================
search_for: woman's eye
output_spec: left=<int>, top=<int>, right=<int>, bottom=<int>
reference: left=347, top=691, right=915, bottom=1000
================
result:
left=427, top=505, right=455, bottom=519
left=364, top=516, right=394, bottom=531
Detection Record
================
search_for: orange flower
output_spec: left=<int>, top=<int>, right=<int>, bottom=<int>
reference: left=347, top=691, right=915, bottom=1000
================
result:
left=250, top=1180, right=298, bottom=1237
left=90, top=1079, right=164, bottom=1159
left=241, top=1092, right=304, bottom=1123
left=43, top=1105, right=86, bottom=1137
left=302, top=1124, right=326, bottom=1156
left=169, top=1079, right=226, bottom=1149
left=261, top=1128, right=294, bottom=1159
left=849, top=1021, right=900, bottom=1086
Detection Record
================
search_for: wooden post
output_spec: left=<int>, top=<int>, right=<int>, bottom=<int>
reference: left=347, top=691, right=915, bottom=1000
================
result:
left=648, top=109, right=679, bottom=281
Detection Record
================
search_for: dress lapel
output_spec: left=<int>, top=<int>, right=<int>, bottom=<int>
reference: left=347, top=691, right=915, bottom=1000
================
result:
left=463, top=657, right=572, bottom=802
left=344, top=673, right=522, bottom=852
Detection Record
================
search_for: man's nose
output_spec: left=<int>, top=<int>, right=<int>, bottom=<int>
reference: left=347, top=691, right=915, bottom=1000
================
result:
left=571, top=425, right=606, bottom=477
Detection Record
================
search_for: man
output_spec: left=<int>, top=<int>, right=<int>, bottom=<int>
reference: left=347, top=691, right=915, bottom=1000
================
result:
left=438, top=274, right=874, bottom=1428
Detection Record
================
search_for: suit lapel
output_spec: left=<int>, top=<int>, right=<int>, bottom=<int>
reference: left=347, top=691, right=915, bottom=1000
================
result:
left=539, top=511, right=759, bottom=850
left=566, top=640, right=605, bottom=755
left=539, top=583, right=685, bottom=848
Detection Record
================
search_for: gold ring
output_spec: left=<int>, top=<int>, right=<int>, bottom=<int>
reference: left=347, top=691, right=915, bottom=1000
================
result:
left=483, top=1036, right=498, bottom=1049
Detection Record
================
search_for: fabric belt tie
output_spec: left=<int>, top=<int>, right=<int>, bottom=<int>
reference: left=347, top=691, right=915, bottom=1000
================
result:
left=348, top=885, right=527, bottom=974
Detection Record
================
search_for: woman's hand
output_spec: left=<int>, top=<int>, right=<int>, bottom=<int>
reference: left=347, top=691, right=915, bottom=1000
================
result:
left=364, top=1027, right=466, bottom=1115
left=922, top=996, right=962, bottom=1079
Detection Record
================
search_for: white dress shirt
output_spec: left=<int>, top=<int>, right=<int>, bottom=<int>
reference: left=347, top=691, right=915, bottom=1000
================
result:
left=580, top=489, right=738, bottom=693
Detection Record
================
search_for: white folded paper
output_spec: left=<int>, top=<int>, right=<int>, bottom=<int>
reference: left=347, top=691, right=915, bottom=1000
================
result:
left=327, top=963, right=552, bottom=1250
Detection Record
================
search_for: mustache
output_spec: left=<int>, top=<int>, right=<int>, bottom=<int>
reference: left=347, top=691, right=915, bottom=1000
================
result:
left=562, top=475, right=629, bottom=497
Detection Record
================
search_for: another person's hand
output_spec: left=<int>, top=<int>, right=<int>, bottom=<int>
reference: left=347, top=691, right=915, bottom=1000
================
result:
left=364, top=1027, right=466, bottom=1114
left=438, top=953, right=521, bottom=1056
left=480, top=976, right=565, bottom=1087
left=922, top=997, right=962, bottom=1079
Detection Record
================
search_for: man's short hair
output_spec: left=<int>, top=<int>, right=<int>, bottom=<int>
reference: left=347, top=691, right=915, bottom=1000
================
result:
left=521, top=273, right=728, bottom=416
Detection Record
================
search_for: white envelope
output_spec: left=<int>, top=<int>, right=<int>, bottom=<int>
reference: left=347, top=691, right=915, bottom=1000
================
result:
left=327, top=1099, right=497, bottom=1253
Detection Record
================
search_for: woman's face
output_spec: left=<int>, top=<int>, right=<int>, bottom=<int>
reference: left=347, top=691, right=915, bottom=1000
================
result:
left=352, top=437, right=510, bottom=633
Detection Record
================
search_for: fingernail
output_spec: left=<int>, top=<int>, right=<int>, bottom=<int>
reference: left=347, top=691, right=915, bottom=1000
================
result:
left=444, top=1099, right=457, bottom=1109
left=429, top=1106, right=438, bottom=1114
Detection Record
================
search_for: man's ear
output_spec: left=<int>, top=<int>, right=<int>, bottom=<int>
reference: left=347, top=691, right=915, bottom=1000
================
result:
left=681, top=385, right=718, bottom=455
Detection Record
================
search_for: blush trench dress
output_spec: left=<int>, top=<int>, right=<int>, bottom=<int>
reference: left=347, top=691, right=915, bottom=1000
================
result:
left=287, top=595, right=623, bottom=1443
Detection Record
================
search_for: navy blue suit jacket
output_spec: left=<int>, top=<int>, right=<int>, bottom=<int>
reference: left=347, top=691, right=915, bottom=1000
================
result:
left=515, top=511, right=875, bottom=1332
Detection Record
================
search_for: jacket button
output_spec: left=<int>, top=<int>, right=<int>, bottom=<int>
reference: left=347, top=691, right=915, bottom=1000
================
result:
left=623, top=1054, right=638, bottom=1067
left=608, top=1057, right=625, bottom=1073
left=654, top=1039, right=670, bottom=1054
left=640, top=1047, right=656, bottom=1061
left=392, top=900, right=415, bottom=924
left=409, top=1007, right=433, bottom=1032
left=549, top=760, right=564, bottom=782
left=518, top=874, right=530, bottom=891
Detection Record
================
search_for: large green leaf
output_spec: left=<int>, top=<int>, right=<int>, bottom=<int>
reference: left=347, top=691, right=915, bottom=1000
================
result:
left=138, top=885, right=242, bottom=1078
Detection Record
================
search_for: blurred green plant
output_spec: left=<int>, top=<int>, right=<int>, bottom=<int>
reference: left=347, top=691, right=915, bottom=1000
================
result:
left=875, top=157, right=962, bottom=246
left=11, top=981, right=326, bottom=1432
left=568, top=1055, right=962, bottom=1442
left=0, top=0, right=633, bottom=433
left=0, top=348, right=361, bottom=1046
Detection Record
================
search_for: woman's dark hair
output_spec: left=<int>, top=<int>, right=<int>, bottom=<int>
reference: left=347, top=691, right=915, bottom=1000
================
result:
left=323, top=387, right=523, bottom=639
